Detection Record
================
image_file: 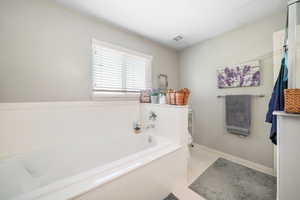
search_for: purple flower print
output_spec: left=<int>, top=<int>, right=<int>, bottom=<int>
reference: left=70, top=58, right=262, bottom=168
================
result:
left=250, top=71, right=260, bottom=86
left=243, top=65, right=251, bottom=74
left=218, top=74, right=225, bottom=88
left=217, top=65, right=260, bottom=88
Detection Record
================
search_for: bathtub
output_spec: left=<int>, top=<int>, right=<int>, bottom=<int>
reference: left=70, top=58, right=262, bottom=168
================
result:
left=0, top=102, right=189, bottom=200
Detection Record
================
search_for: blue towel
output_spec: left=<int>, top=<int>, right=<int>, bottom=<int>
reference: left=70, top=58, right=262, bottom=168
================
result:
left=265, top=52, right=288, bottom=145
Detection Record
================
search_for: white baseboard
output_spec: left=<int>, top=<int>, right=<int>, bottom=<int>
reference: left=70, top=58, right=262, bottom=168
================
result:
left=192, top=143, right=275, bottom=177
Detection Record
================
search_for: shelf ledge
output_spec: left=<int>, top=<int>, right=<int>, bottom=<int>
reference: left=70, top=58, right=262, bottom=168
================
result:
left=273, top=111, right=300, bottom=117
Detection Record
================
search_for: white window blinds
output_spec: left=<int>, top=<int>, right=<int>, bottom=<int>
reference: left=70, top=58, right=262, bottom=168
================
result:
left=92, top=40, right=152, bottom=93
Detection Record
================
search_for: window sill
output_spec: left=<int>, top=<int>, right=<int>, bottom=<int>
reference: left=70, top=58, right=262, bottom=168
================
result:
left=92, top=92, right=139, bottom=101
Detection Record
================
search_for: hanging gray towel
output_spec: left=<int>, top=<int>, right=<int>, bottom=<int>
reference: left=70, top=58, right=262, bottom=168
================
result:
left=225, top=95, right=251, bottom=136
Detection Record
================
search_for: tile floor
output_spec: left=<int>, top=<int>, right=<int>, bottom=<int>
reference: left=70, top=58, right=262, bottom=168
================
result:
left=173, top=145, right=275, bottom=200
left=173, top=145, right=219, bottom=200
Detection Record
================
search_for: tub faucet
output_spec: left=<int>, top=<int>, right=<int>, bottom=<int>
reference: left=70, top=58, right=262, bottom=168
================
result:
left=145, top=111, right=157, bottom=130
left=148, top=111, right=157, bottom=121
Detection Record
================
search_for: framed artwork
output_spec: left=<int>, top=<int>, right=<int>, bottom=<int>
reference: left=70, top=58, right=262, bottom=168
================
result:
left=217, top=61, right=261, bottom=88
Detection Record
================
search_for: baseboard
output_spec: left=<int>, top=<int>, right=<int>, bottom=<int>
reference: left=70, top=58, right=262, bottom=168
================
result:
left=192, top=143, right=275, bottom=177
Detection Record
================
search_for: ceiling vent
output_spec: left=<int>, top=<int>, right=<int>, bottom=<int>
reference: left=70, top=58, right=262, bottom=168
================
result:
left=173, top=35, right=183, bottom=42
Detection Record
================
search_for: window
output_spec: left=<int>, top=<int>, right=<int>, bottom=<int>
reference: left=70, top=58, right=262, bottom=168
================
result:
left=92, top=39, right=152, bottom=98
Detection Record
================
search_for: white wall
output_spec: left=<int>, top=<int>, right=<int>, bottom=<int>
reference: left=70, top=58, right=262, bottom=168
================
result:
left=0, top=0, right=179, bottom=102
left=179, top=12, right=286, bottom=168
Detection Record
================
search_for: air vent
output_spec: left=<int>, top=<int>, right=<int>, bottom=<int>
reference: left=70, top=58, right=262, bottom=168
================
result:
left=173, top=35, right=183, bottom=42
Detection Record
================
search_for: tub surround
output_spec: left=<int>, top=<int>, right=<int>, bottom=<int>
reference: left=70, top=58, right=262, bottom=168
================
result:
left=0, top=102, right=189, bottom=200
left=0, top=101, right=139, bottom=159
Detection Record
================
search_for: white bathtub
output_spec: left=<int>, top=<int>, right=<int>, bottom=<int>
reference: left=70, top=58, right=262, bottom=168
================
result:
left=0, top=102, right=189, bottom=200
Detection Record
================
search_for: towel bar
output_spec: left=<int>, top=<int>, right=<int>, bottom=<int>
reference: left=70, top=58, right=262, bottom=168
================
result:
left=217, top=94, right=265, bottom=98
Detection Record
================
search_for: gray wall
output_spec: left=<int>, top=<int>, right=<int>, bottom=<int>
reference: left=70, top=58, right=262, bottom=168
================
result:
left=179, top=13, right=285, bottom=168
left=0, top=0, right=179, bottom=102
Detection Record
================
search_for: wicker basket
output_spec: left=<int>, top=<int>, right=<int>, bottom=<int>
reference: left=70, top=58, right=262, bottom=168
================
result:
left=284, top=89, right=300, bottom=113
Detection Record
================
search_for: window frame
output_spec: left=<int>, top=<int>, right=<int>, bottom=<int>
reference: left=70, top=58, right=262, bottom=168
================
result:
left=91, top=39, right=153, bottom=100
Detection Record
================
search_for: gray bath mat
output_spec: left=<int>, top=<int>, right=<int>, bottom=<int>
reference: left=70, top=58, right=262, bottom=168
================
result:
left=189, top=158, right=276, bottom=200
left=163, top=193, right=179, bottom=200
